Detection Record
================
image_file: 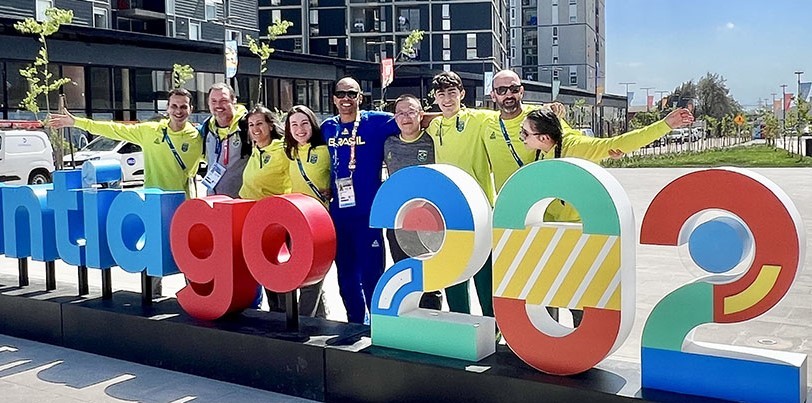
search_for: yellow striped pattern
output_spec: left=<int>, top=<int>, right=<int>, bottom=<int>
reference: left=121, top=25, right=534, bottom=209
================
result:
left=493, top=225, right=621, bottom=310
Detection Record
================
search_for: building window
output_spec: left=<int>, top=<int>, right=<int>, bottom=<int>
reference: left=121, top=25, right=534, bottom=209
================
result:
left=189, top=22, right=201, bottom=40
left=443, top=64, right=451, bottom=72
left=328, top=38, right=338, bottom=57
left=167, top=19, right=175, bottom=37
left=442, top=19, right=450, bottom=30
left=205, top=0, right=218, bottom=21
left=398, top=8, right=418, bottom=31
left=93, top=7, right=108, bottom=28
left=522, top=9, right=537, bottom=26
left=310, top=10, right=318, bottom=24
left=552, top=69, right=559, bottom=79
left=272, top=10, right=281, bottom=22
left=226, top=29, right=242, bottom=45
left=466, top=49, right=477, bottom=59
left=166, top=0, right=175, bottom=16
left=35, top=0, right=52, bottom=21
left=442, top=50, right=451, bottom=61
left=442, top=4, right=450, bottom=18
left=294, top=38, right=303, bottom=53
left=466, top=33, right=476, bottom=49
left=442, top=34, right=450, bottom=49
left=570, top=69, right=577, bottom=85
left=569, top=3, right=577, bottom=22
left=569, top=0, right=576, bottom=4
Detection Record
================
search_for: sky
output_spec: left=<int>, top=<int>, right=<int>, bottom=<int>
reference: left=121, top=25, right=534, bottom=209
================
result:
left=605, top=0, right=812, bottom=109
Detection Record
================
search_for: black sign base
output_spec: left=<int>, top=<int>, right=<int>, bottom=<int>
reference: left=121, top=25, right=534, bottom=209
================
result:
left=61, top=291, right=368, bottom=401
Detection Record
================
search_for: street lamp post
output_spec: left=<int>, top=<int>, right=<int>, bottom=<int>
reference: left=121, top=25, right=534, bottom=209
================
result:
left=780, top=84, right=788, bottom=150
left=794, top=70, right=803, bottom=155
left=619, top=82, right=635, bottom=131
left=367, top=40, right=396, bottom=108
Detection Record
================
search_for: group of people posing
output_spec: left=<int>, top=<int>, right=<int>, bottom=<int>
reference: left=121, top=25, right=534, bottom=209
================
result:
left=47, top=69, right=694, bottom=325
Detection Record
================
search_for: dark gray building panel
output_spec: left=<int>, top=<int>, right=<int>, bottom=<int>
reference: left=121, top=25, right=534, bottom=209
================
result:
left=176, top=0, right=203, bottom=21
left=0, top=0, right=34, bottom=20
left=55, top=0, right=92, bottom=26
left=230, top=0, right=258, bottom=30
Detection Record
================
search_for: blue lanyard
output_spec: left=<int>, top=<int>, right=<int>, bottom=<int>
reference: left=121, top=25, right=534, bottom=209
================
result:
left=162, top=128, right=187, bottom=171
left=498, top=118, right=526, bottom=168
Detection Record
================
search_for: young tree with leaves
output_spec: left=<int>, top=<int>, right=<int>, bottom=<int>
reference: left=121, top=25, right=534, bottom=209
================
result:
left=245, top=20, right=293, bottom=105
left=172, top=64, right=195, bottom=89
left=15, top=7, right=74, bottom=168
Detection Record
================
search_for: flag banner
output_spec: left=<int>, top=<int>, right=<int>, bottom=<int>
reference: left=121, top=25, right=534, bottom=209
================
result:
left=647, top=95, right=654, bottom=109
left=381, top=58, right=394, bottom=89
left=484, top=71, right=494, bottom=95
left=552, top=79, right=561, bottom=101
left=774, top=100, right=782, bottom=118
left=800, top=82, right=811, bottom=103
left=627, top=91, right=635, bottom=105
left=784, top=93, right=794, bottom=111
left=225, top=40, right=238, bottom=79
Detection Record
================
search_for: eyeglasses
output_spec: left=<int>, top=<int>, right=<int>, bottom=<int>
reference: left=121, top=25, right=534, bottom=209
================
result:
left=494, top=85, right=522, bottom=96
left=333, top=90, right=360, bottom=99
left=395, top=110, right=419, bottom=119
left=519, top=128, right=541, bottom=141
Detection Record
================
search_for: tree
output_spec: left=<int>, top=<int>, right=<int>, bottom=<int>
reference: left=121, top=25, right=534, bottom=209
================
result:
left=15, top=7, right=74, bottom=168
left=377, top=29, right=425, bottom=110
left=14, top=8, right=73, bottom=119
left=172, top=64, right=195, bottom=89
left=629, top=110, right=660, bottom=130
left=246, top=20, right=294, bottom=105
left=786, top=96, right=810, bottom=157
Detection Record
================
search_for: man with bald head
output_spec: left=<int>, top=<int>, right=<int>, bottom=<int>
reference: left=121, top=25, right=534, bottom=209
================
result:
left=321, top=77, right=400, bottom=323
left=483, top=70, right=573, bottom=193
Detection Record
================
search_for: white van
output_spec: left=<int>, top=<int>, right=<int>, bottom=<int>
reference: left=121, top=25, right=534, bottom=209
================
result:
left=63, top=136, right=144, bottom=184
left=0, top=130, right=55, bottom=185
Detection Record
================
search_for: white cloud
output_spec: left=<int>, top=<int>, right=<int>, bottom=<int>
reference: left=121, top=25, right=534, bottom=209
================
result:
left=725, top=22, right=735, bottom=30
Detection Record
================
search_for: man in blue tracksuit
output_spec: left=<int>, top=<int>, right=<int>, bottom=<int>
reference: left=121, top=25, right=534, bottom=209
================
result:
left=321, top=77, right=399, bottom=323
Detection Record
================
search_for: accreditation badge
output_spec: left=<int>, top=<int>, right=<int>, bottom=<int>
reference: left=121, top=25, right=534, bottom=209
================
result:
left=336, top=177, right=356, bottom=208
left=202, top=162, right=226, bottom=190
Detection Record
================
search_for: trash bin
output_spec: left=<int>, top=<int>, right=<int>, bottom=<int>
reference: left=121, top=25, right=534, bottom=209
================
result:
left=806, top=138, right=812, bottom=157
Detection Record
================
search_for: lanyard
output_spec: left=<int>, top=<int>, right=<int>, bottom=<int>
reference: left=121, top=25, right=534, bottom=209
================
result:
left=331, top=112, right=362, bottom=175
left=212, top=128, right=232, bottom=166
left=257, top=146, right=266, bottom=168
left=296, top=147, right=328, bottom=204
left=162, top=128, right=187, bottom=171
left=498, top=118, right=525, bottom=168
left=437, top=115, right=461, bottom=146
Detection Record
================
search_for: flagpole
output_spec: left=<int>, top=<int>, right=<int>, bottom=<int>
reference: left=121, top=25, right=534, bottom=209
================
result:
left=795, top=71, right=804, bottom=155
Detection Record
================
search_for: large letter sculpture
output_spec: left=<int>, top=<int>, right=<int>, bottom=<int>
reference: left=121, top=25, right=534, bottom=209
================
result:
left=492, top=158, right=636, bottom=375
left=242, top=194, right=335, bottom=297
left=640, top=168, right=807, bottom=403
left=369, top=165, right=495, bottom=361
left=1, top=183, right=58, bottom=262
left=171, top=196, right=258, bottom=320
left=171, top=194, right=336, bottom=321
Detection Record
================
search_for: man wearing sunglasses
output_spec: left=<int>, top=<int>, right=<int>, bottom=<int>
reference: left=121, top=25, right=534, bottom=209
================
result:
left=484, top=70, right=571, bottom=193
left=321, top=77, right=400, bottom=324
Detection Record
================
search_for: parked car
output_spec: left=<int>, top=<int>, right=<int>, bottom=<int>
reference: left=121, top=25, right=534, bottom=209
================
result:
left=0, top=130, right=55, bottom=185
left=577, top=127, right=595, bottom=137
left=666, top=129, right=686, bottom=144
left=63, top=136, right=144, bottom=184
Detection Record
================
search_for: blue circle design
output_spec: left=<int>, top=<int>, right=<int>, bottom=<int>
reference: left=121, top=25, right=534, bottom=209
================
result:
left=688, top=217, right=750, bottom=273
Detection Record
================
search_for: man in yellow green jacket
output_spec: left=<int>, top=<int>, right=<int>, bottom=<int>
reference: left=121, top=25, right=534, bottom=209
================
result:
left=48, top=88, right=203, bottom=298
left=48, top=88, right=203, bottom=197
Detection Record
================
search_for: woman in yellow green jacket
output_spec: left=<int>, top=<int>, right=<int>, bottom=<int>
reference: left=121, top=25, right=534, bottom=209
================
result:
left=284, top=105, right=331, bottom=207
left=239, top=106, right=291, bottom=199
left=281, top=105, right=331, bottom=318
left=520, top=107, right=694, bottom=223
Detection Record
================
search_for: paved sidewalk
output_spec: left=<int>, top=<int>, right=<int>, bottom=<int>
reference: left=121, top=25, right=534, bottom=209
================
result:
left=0, top=334, right=314, bottom=402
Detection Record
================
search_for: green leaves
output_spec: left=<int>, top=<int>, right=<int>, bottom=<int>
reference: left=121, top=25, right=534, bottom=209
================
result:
left=172, top=64, right=195, bottom=88
left=248, top=20, right=293, bottom=105
left=13, top=7, right=74, bottom=117
left=399, top=30, right=424, bottom=61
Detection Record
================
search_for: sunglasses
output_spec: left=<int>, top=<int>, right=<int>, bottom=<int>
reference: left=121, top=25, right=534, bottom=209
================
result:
left=519, top=128, right=541, bottom=141
left=334, top=90, right=360, bottom=99
left=494, top=85, right=522, bottom=96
